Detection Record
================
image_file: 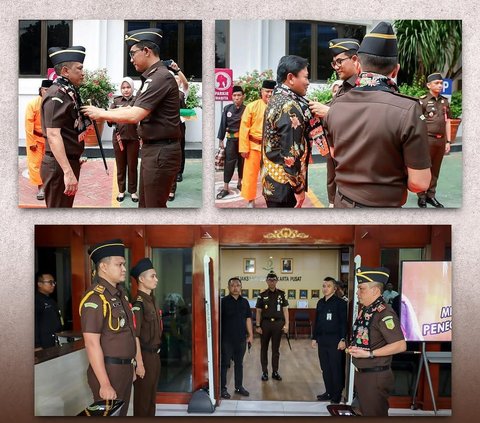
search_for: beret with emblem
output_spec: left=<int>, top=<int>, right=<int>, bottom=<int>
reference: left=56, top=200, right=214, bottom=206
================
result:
left=48, top=46, right=86, bottom=66
left=427, top=72, right=443, bottom=83
left=356, top=266, right=390, bottom=285
left=262, top=79, right=277, bottom=90
left=88, top=239, right=125, bottom=265
left=358, top=21, right=397, bottom=58
left=266, top=271, right=278, bottom=280
left=125, top=28, right=163, bottom=49
left=130, top=258, right=154, bottom=280
left=329, top=38, right=360, bottom=56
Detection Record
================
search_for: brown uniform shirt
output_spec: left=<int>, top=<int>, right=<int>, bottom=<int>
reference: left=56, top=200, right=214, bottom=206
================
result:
left=41, top=84, right=85, bottom=158
left=325, top=90, right=431, bottom=207
left=419, top=93, right=451, bottom=137
left=109, top=95, right=139, bottom=141
left=256, top=288, right=289, bottom=320
left=80, top=277, right=136, bottom=359
left=132, top=291, right=162, bottom=348
left=333, top=74, right=357, bottom=100
left=134, top=61, right=181, bottom=142
left=352, top=303, right=404, bottom=369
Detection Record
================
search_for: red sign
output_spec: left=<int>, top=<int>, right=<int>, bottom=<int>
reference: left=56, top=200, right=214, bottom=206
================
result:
left=215, top=68, right=233, bottom=101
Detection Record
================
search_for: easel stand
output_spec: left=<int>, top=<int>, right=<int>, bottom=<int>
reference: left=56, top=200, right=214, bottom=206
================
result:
left=411, top=342, right=451, bottom=415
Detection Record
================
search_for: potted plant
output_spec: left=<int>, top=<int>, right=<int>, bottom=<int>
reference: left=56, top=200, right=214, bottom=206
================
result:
left=181, top=80, right=202, bottom=121
left=449, top=90, right=462, bottom=142
left=78, top=68, right=116, bottom=145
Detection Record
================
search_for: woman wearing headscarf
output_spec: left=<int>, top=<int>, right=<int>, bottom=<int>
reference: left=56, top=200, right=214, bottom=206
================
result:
left=108, top=77, right=140, bottom=202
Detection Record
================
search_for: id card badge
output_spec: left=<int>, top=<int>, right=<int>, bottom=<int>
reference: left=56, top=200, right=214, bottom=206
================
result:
left=326, top=313, right=332, bottom=321
left=277, top=304, right=281, bottom=312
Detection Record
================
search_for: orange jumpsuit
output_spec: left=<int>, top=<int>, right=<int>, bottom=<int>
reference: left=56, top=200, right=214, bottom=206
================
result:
left=239, top=99, right=267, bottom=202
left=25, top=95, right=45, bottom=186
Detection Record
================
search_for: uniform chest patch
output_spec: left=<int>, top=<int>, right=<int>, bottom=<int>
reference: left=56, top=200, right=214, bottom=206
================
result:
left=382, top=316, right=395, bottom=330
left=227, top=111, right=232, bottom=117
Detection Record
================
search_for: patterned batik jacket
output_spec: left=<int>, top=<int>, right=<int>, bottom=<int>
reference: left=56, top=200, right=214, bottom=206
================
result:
left=262, top=84, right=326, bottom=203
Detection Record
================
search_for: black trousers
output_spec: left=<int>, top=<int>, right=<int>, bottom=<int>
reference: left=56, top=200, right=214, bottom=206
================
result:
left=260, top=320, right=284, bottom=373
left=221, top=339, right=246, bottom=389
left=265, top=188, right=297, bottom=208
left=223, top=138, right=243, bottom=183
left=40, top=154, right=81, bottom=208
left=317, top=343, right=344, bottom=400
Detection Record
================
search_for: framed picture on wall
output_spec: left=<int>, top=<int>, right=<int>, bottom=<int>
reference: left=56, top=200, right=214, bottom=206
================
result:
left=241, top=289, right=249, bottom=298
left=288, top=289, right=296, bottom=299
left=311, top=289, right=320, bottom=299
left=299, top=289, right=308, bottom=299
left=244, top=258, right=256, bottom=273
left=281, top=258, right=293, bottom=273
left=252, top=289, right=260, bottom=298
left=220, top=289, right=225, bottom=298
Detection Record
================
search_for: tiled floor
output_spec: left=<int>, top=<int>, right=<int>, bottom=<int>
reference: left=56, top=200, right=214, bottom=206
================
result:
left=155, top=400, right=452, bottom=416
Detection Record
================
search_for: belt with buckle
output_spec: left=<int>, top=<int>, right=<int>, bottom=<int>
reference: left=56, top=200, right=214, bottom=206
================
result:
left=141, top=345, right=161, bottom=354
left=338, top=192, right=368, bottom=208
left=143, top=138, right=179, bottom=145
left=356, top=365, right=390, bottom=373
left=104, top=356, right=136, bottom=365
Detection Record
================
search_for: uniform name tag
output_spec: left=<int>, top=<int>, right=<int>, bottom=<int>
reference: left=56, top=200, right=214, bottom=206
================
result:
left=326, top=313, right=332, bottom=321
left=277, top=304, right=281, bottom=312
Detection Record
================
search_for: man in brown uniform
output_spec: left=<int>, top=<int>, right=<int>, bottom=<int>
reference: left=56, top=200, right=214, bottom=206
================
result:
left=309, top=38, right=360, bottom=206
left=130, top=258, right=163, bottom=417
left=255, top=272, right=289, bottom=381
left=79, top=239, right=137, bottom=417
left=41, top=46, right=88, bottom=207
left=417, top=73, right=452, bottom=208
left=347, top=267, right=406, bottom=416
left=82, top=28, right=181, bottom=208
left=325, top=22, right=432, bottom=207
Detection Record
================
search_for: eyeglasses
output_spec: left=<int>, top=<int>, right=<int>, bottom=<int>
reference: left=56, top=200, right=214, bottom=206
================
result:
left=331, top=57, right=351, bottom=68
left=41, top=280, right=56, bottom=285
left=129, top=48, right=143, bottom=59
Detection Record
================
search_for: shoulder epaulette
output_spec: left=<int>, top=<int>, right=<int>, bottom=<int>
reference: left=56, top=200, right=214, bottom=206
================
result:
left=377, top=303, right=386, bottom=312
left=94, top=285, right=105, bottom=294
left=392, top=91, right=420, bottom=102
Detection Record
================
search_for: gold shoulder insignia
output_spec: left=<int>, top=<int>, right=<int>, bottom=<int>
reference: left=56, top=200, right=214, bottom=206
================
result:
left=93, top=285, right=105, bottom=294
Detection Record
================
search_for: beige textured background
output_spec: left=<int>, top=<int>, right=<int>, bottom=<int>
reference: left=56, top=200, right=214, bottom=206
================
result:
left=0, top=1, right=477, bottom=421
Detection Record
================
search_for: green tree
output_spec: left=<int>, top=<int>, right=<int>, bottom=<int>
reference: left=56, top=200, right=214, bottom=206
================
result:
left=394, top=20, right=462, bottom=83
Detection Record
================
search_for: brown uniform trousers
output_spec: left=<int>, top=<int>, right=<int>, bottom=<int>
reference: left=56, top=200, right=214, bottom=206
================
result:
left=87, top=363, right=134, bottom=417
left=260, top=319, right=284, bottom=373
left=139, top=140, right=181, bottom=208
left=113, top=138, right=140, bottom=194
left=134, top=350, right=161, bottom=416
left=40, top=155, right=81, bottom=208
left=355, top=369, right=395, bottom=416
left=418, top=135, right=446, bottom=199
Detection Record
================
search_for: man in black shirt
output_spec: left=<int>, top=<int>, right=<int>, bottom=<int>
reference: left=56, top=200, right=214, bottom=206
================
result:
left=216, top=86, right=246, bottom=199
left=35, top=272, right=63, bottom=350
left=220, top=277, right=253, bottom=399
left=311, top=277, right=347, bottom=404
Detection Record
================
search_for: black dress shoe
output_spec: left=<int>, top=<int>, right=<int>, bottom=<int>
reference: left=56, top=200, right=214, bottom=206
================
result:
left=317, top=392, right=330, bottom=401
left=168, top=193, right=175, bottom=201
left=261, top=372, right=268, bottom=381
left=221, top=389, right=231, bottom=399
left=272, top=372, right=282, bottom=381
left=116, top=193, right=125, bottom=202
left=216, top=189, right=229, bottom=199
left=235, top=387, right=250, bottom=396
left=177, top=174, right=183, bottom=182
left=426, top=197, right=444, bottom=208
left=417, top=198, right=427, bottom=208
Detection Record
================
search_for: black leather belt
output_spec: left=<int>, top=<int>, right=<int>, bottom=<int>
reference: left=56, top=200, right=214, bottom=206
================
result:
left=356, top=365, right=390, bottom=373
left=143, top=138, right=178, bottom=145
left=45, top=151, right=80, bottom=161
left=338, top=192, right=368, bottom=208
left=141, top=345, right=161, bottom=354
left=104, top=356, right=136, bottom=365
